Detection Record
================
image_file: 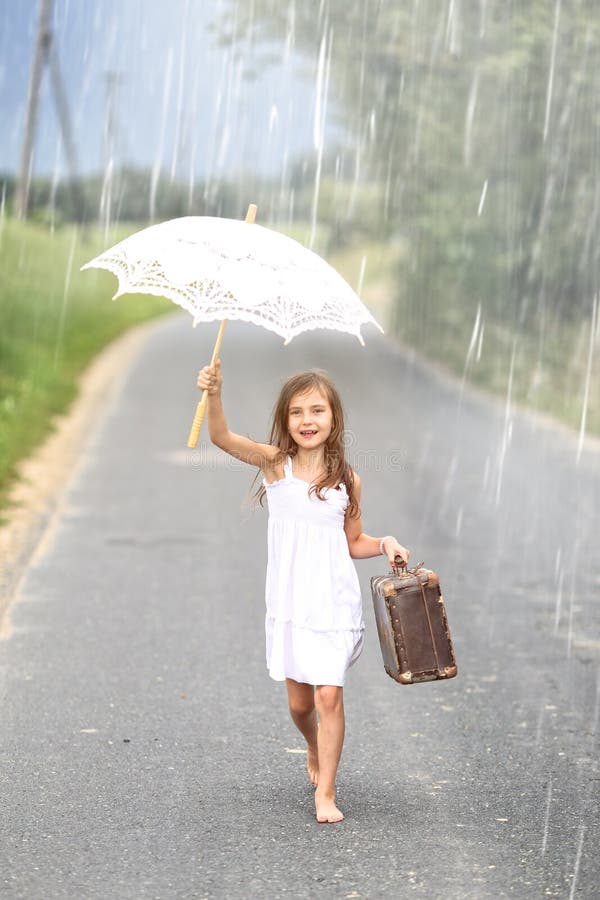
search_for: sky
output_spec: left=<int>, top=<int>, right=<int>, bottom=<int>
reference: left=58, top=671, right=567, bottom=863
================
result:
left=0, top=0, right=338, bottom=183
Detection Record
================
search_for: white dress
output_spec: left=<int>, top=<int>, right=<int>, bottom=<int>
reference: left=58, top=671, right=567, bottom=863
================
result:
left=263, top=455, right=365, bottom=686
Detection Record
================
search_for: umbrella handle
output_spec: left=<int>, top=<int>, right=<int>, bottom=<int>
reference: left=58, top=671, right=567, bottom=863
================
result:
left=186, top=203, right=256, bottom=449
left=187, top=318, right=228, bottom=448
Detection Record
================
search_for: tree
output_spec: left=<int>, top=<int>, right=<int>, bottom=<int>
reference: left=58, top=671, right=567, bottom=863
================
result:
left=217, top=0, right=600, bottom=336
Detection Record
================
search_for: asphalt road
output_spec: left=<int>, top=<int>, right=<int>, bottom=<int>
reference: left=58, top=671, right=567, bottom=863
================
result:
left=1, top=314, right=598, bottom=899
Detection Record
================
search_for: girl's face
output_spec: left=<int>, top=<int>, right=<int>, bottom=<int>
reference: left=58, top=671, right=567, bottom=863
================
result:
left=287, top=387, right=333, bottom=449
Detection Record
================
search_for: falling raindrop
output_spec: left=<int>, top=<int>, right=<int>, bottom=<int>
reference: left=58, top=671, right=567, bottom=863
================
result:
left=464, top=66, right=480, bottom=167
left=495, top=341, right=516, bottom=507
left=591, top=669, right=600, bottom=736
left=553, top=566, right=564, bottom=634
left=569, top=825, right=586, bottom=900
left=309, top=23, right=332, bottom=249
left=169, top=0, right=190, bottom=184
left=541, top=775, right=553, bottom=855
left=576, top=293, right=598, bottom=464
left=53, top=226, right=78, bottom=368
left=477, top=179, right=488, bottom=217
left=356, top=254, right=367, bottom=296
left=268, top=104, right=278, bottom=134
left=543, top=0, right=562, bottom=142
left=150, top=46, right=173, bottom=221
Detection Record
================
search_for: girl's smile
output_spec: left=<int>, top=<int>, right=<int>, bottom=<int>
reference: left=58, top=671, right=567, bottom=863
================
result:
left=288, top=388, right=333, bottom=446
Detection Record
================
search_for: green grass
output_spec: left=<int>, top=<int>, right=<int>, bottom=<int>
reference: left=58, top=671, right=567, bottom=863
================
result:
left=0, top=218, right=173, bottom=512
left=470, top=315, right=599, bottom=437
left=333, top=238, right=600, bottom=438
left=389, top=266, right=600, bottom=438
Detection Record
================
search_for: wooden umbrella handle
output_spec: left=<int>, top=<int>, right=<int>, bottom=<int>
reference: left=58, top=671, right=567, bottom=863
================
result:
left=187, top=318, right=228, bottom=448
left=186, top=203, right=257, bottom=449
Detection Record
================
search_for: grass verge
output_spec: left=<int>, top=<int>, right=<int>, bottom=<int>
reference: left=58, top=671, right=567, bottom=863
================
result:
left=332, top=238, right=599, bottom=439
left=0, top=218, right=173, bottom=515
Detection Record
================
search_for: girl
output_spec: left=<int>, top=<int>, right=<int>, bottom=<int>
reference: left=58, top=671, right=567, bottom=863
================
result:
left=197, top=359, right=410, bottom=824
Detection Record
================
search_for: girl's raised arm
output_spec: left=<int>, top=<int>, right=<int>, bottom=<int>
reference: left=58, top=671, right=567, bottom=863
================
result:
left=196, top=358, right=279, bottom=469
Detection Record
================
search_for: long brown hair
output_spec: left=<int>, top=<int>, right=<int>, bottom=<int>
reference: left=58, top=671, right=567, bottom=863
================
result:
left=251, top=370, right=359, bottom=518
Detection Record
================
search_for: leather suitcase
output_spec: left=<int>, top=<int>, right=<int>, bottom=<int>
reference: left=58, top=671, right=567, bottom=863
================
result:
left=370, top=559, right=457, bottom=684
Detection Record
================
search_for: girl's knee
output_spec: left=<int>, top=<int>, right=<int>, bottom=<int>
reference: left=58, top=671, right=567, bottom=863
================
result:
left=286, top=681, right=315, bottom=718
left=288, top=695, right=314, bottom=718
left=315, top=685, right=343, bottom=715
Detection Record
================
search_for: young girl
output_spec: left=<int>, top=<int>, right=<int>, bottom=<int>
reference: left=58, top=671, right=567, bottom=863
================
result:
left=197, top=359, right=410, bottom=824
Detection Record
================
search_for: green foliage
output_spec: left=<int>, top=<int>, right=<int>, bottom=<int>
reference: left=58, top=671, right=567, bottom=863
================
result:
left=0, top=168, right=256, bottom=225
left=0, top=218, right=172, bottom=510
left=218, top=0, right=600, bottom=433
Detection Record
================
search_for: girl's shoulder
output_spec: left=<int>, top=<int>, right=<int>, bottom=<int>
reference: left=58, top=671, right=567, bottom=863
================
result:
left=262, top=448, right=288, bottom=485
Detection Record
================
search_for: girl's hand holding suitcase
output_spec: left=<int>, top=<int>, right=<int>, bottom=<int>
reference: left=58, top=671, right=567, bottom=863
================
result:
left=380, top=535, right=410, bottom=568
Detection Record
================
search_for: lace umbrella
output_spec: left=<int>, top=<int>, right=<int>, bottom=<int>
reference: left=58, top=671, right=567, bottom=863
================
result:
left=81, top=204, right=383, bottom=447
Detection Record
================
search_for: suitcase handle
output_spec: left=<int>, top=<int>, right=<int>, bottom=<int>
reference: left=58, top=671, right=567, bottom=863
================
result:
left=391, top=555, right=424, bottom=577
left=392, top=554, right=406, bottom=576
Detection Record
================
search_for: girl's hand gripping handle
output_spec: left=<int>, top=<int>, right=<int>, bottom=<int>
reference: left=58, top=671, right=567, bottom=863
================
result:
left=196, top=358, right=223, bottom=395
left=380, top=535, right=410, bottom=568
left=187, top=313, right=228, bottom=450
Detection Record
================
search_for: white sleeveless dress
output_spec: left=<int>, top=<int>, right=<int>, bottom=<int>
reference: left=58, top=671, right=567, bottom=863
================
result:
left=263, top=455, right=365, bottom=686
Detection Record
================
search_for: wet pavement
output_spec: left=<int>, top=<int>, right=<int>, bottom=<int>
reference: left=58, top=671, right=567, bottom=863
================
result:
left=0, top=314, right=598, bottom=898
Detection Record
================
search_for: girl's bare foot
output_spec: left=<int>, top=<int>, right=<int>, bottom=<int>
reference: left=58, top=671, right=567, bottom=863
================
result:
left=315, top=790, right=344, bottom=823
left=307, top=744, right=319, bottom=787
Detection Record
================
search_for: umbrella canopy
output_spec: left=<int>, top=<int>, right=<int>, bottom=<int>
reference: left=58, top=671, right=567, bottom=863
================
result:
left=82, top=206, right=385, bottom=447
left=81, top=215, right=383, bottom=346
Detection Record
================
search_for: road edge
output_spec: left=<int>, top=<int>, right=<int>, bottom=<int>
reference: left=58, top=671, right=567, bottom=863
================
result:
left=0, top=313, right=175, bottom=638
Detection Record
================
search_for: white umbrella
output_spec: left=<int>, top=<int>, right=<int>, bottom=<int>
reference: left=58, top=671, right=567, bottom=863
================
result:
left=81, top=204, right=383, bottom=447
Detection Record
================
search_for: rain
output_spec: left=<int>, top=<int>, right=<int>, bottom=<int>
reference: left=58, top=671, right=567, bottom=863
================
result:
left=0, top=0, right=599, bottom=896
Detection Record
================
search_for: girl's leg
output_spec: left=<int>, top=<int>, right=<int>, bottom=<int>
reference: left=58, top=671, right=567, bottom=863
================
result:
left=314, top=685, right=345, bottom=823
left=285, top=678, right=319, bottom=786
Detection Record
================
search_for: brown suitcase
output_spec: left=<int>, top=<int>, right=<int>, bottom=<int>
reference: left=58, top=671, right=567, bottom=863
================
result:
left=370, top=558, right=457, bottom=684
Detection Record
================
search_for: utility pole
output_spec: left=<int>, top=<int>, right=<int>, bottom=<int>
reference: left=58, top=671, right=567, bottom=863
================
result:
left=15, top=0, right=52, bottom=219
left=15, top=0, right=84, bottom=221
